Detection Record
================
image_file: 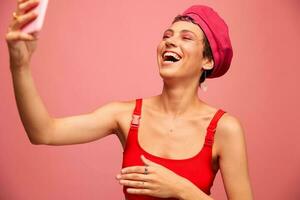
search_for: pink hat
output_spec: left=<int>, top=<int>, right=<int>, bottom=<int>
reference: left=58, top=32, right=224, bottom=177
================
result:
left=182, top=5, right=233, bottom=78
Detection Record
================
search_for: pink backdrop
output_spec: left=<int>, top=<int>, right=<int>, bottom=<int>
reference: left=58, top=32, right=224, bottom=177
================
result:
left=1, top=0, right=300, bottom=199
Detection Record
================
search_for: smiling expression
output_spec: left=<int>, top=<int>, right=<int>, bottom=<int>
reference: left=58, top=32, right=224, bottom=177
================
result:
left=157, top=20, right=207, bottom=81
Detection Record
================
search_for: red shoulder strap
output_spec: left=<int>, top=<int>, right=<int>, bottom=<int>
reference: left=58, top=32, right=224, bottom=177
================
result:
left=130, top=98, right=142, bottom=128
left=204, top=109, right=226, bottom=147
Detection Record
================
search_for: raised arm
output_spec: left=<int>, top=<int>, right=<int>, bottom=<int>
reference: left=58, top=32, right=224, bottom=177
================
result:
left=42, top=102, right=125, bottom=145
left=6, top=0, right=124, bottom=146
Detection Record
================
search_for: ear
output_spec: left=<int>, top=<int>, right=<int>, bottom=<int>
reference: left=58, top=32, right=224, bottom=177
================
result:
left=201, top=59, right=214, bottom=70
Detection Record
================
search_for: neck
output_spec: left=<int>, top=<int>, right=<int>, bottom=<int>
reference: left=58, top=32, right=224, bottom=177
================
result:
left=157, top=82, right=203, bottom=117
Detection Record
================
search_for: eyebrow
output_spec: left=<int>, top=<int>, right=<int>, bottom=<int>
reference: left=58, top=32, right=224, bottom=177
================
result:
left=163, top=29, right=197, bottom=37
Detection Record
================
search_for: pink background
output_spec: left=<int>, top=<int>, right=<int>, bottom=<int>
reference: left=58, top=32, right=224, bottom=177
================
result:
left=1, top=0, right=300, bottom=199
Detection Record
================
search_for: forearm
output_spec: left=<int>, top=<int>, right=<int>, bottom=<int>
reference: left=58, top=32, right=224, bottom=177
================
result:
left=10, top=66, right=53, bottom=144
left=176, top=179, right=214, bottom=200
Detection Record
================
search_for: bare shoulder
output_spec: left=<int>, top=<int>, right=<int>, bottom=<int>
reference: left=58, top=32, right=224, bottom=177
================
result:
left=215, top=112, right=246, bottom=153
left=106, top=98, right=142, bottom=145
left=94, top=99, right=136, bottom=115
left=112, top=96, right=158, bottom=120
left=91, top=99, right=137, bottom=133
left=217, top=112, right=244, bottom=137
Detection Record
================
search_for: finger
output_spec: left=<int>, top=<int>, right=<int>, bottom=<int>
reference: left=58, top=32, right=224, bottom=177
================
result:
left=126, top=188, right=152, bottom=195
left=120, top=180, right=150, bottom=189
left=121, top=165, right=152, bottom=174
left=120, top=173, right=150, bottom=181
left=11, top=11, right=38, bottom=31
left=18, top=0, right=39, bottom=14
left=6, top=31, right=36, bottom=42
left=16, top=0, right=31, bottom=15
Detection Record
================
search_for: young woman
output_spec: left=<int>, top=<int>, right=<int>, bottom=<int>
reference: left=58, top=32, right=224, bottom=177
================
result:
left=6, top=1, right=253, bottom=199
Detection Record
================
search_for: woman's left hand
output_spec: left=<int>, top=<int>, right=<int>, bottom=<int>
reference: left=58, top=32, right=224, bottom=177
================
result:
left=116, top=155, right=186, bottom=199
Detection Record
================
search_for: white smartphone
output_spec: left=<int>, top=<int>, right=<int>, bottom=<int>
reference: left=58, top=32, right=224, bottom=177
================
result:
left=21, top=0, right=49, bottom=34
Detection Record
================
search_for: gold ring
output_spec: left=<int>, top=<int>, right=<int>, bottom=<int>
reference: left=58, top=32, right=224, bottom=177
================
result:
left=12, top=12, right=19, bottom=20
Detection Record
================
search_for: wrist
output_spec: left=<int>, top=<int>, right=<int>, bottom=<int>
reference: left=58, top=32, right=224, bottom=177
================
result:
left=9, top=56, right=30, bottom=72
left=10, top=64, right=30, bottom=74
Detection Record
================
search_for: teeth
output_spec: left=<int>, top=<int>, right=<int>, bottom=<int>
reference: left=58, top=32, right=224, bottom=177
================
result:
left=163, top=51, right=181, bottom=60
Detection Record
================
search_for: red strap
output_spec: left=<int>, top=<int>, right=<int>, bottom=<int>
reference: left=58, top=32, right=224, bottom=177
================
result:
left=204, top=109, right=226, bottom=147
left=130, top=98, right=142, bottom=128
left=133, top=98, right=142, bottom=115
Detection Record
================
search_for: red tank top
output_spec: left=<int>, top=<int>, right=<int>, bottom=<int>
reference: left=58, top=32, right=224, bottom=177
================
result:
left=122, top=98, right=226, bottom=200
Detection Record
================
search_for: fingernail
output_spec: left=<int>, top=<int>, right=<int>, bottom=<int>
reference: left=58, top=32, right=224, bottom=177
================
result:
left=116, top=174, right=121, bottom=179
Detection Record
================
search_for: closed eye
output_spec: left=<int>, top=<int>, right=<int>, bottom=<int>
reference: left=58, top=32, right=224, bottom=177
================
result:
left=182, top=36, right=192, bottom=40
left=163, top=35, right=170, bottom=39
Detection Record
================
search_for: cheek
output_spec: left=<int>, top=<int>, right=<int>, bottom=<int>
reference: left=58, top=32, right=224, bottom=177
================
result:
left=185, top=47, right=202, bottom=62
left=156, top=42, right=163, bottom=53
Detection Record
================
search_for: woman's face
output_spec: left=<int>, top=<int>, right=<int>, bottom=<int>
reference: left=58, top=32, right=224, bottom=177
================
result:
left=157, top=21, right=207, bottom=82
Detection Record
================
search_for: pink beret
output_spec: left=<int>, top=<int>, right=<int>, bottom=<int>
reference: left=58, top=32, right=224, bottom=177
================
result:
left=182, top=5, right=233, bottom=78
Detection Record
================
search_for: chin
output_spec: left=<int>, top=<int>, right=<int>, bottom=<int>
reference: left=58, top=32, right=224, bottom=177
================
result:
left=158, top=65, right=180, bottom=80
left=157, top=55, right=186, bottom=78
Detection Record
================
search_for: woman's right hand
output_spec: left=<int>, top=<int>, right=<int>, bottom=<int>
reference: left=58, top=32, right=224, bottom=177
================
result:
left=6, top=0, right=40, bottom=70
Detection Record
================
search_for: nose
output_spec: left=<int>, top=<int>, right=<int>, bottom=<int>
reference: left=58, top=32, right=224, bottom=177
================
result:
left=165, top=37, right=177, bottom=48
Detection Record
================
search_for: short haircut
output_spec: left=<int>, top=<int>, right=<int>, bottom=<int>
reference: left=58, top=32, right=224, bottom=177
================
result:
left=172, top=15, right=214, bottom=84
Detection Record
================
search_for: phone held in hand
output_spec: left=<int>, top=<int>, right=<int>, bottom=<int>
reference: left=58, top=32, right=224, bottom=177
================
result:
left=21, top=0, right=49, bottom=35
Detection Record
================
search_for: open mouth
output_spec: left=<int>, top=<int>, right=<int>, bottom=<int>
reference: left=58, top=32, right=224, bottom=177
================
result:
left=162, top=51, right=182, bottom=63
